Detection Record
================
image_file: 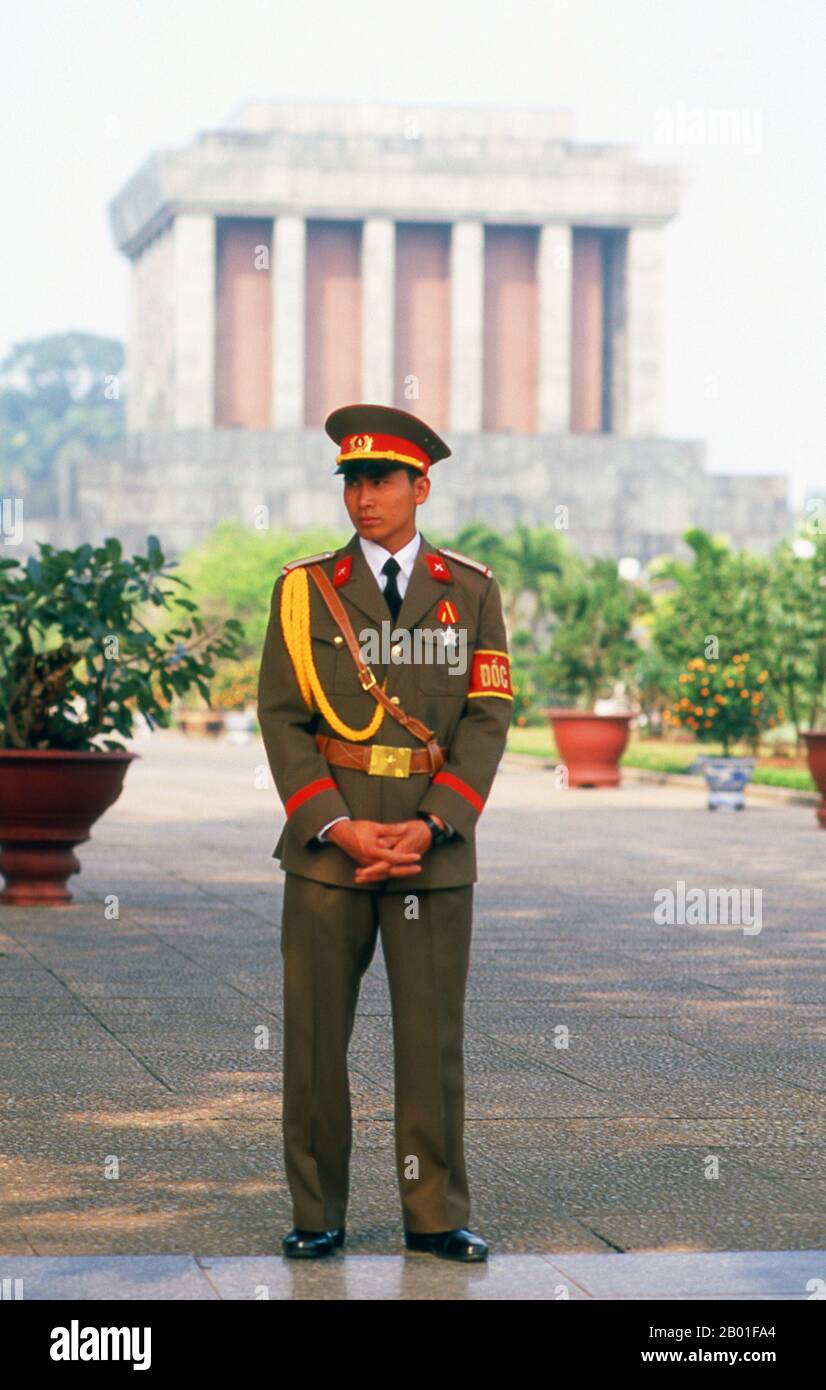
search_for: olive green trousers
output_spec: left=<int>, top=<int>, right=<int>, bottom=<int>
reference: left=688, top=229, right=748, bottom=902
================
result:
left=279, top=871, right=474, bottom=1233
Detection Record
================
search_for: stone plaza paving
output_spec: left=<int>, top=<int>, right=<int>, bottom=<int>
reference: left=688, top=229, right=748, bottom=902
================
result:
left=1, top=730, right=824, bottom=1300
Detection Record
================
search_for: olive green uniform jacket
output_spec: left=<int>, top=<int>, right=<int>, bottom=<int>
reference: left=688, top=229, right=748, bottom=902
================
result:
left=256, top=528, right=512, bottom=891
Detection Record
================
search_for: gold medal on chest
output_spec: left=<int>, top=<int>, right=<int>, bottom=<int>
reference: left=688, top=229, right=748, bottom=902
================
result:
left=437, top=598, right=459, bottom=645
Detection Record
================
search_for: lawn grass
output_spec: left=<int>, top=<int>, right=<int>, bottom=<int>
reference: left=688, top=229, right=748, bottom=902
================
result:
left=506, top=725, right=816, bottom=792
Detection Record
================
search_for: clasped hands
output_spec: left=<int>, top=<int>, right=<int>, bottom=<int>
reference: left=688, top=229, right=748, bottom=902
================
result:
left=326, top=815, right=446, bottom=884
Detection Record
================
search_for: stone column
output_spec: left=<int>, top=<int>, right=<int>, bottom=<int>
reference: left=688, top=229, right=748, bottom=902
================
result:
left=604, top=231, right=628, bottom=434
left=126, top=249, right=145, bottom=432
left=362, top=217, right=395, bottom=402
left=537, top=224, right=572, bottom=432
left=272, top=215, right=306, bottom=427
left=449, top=219, right=484, bottom=432
left=625, top=226, right=665, bottom=436
left=173, top=214, right=215, bottom=429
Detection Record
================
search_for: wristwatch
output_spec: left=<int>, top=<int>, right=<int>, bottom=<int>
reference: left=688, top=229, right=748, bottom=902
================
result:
left=417, top=811, right=451, bottom=847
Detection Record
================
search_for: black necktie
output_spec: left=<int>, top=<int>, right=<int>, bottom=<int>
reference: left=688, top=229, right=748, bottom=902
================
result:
left=381, top=556, right=402, bottom=622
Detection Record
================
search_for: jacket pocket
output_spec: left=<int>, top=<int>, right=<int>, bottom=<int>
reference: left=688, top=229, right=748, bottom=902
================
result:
left=310, top=631, right=354, bottom=695
left=415, top=622, right=476, bottom=694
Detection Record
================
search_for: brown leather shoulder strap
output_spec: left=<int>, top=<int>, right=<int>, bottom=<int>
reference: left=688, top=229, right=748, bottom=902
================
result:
left=307, top=563, right=437, bottom=749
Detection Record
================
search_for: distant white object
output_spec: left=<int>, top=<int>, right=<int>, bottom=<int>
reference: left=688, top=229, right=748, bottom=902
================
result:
left=792, top=537, right=816, bottom=559
left=594, top=680, right=634, bottom=715
left=618, top=556, right=641, bottom=581
left=224, top=710, right=255, bottom=744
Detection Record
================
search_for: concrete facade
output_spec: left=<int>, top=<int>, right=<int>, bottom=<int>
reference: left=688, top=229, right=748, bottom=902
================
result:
left=35, top=425, right=785, bottom=569
left=40, top=98, right=789, bottom=562
left=111, top=98, right=684, bottom=438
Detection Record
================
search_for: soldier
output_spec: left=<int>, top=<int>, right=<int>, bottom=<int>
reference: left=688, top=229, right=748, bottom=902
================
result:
left=257, top=403, right=512, bottom=1262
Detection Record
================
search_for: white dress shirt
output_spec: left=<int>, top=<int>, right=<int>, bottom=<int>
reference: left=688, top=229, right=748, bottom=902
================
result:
left=358, top=528, right=422, bottom=597
left=316, top=529, right=453, bottom=843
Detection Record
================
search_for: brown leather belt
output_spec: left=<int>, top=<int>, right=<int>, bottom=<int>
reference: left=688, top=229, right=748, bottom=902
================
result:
left=315, top=734, right=448, bottom=778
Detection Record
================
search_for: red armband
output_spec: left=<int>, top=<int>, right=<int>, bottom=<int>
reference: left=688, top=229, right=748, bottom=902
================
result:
left=468, top=649, right=513, bottom=699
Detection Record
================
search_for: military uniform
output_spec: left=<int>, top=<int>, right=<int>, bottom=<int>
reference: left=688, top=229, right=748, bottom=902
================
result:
left=256, top=404, right=512, bottom=1241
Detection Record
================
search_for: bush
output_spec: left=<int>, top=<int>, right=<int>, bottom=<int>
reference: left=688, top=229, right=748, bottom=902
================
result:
left=664, top=653, right=782, bottom=755
left=0, top=536, right=242, bottom=750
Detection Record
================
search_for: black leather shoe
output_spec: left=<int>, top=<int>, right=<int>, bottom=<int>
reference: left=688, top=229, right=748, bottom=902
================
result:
left=404, top=1227, right=489, bottom=1261
left=282, top=1226, right=346, bottom=1258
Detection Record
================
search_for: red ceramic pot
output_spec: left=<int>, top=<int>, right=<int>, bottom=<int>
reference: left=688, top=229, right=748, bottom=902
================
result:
left=0, top=749, right=137, bottom=906
left=546, top=710, right=633, bottom=788
left=801, top=731, right=826, bottom=828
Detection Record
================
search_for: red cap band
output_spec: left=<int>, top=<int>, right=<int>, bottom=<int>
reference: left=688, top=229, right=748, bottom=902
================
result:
left=337, top=431, right=430, bottom=473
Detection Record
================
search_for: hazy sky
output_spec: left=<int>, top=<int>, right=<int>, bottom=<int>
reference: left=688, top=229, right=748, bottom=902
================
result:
left=1, top=0, right=823, bottom=506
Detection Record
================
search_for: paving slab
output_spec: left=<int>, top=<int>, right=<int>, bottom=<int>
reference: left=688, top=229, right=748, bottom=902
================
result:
left=0, top=732, right=823, bottom=1298
left=0, top=1255, right=215, bottom=1300
left=544, top=1248, right=826, bottom=1298
left=0, top=1250, right=821, bottom=1299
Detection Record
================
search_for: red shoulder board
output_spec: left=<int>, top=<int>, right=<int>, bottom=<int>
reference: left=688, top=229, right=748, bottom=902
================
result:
left=468, top=649, right=513, bottom=700
left=425, top=552, right=451, bottom=582
left=437, top=546, right=492, bottom=578
left=333, top=555, right=353, bottom=587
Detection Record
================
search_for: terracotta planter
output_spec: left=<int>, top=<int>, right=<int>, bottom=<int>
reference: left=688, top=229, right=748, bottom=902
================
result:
left=0, top=749, right=137, bottom=906
left=546, top=709, right=633, bottom=787
left=802, top=731, right=826, bottom=827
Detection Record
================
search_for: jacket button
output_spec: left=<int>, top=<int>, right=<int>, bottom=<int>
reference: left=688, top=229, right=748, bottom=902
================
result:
left=390, top=695, right=400, bottom=705
left=333, top=635, right=344, bottom=645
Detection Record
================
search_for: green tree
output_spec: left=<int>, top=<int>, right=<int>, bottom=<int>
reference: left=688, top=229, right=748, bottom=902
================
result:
left=168, top=521, right=350, bottom=656
left=631, top=640, right=679, bottom=731
left=538, top=554, right=649, bottom=709
left=765, top=534, right=826, bottom=739
left=444, top=521, right=566, bottom=633
left=0, top=331, right=125, bottom=501
left=650, top=529, right=773, bottom=680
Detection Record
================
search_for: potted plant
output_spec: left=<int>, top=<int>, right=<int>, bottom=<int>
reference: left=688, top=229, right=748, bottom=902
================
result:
left=539, top=557, right=648, bottom=786
left=802, top=731, right=826, bottom=827
left=0, top=535, right=242, bottom=905
left=765, top=533, right=826, bottom=826
left=663, top=653, right=781, bottom=809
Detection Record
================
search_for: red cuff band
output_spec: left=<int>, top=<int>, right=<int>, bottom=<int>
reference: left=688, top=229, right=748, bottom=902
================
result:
left=431, top=770, right=485, bottom=813
left=285, top=777, right=338, bottom=818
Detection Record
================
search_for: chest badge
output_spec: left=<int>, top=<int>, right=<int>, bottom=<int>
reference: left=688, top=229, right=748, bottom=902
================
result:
left=437, top=598, right=459, bottom=646
left=425, top=553, right=451, bottom=582
left=333, top=555, right=353, bottom=587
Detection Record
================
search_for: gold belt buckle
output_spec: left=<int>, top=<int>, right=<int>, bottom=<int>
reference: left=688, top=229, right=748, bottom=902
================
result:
left=368, top=743, right=412, bottom=778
